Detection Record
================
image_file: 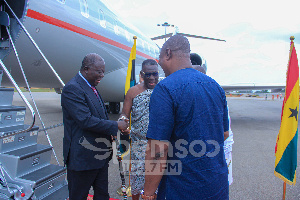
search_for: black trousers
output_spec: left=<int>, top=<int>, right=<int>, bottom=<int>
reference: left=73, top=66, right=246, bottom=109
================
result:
left=67, top=163, right=109, bottom=200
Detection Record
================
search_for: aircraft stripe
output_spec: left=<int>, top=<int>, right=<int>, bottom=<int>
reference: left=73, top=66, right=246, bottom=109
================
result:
left=26, top=9, right=155, bottom=60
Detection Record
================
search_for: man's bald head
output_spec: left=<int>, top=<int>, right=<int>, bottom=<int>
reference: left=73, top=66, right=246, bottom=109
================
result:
left=81, top=53, right=104, bottom=70
left=159, top=35, right=193, bottom=77
left=80, top=53, right=105, bottom=86
left=161, top=35, right=190, bottom=57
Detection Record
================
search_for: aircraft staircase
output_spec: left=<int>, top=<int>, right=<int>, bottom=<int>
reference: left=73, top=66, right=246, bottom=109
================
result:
left=0, top=70, right=68, bottom=200
left=0, top=1, right=69, bottom=199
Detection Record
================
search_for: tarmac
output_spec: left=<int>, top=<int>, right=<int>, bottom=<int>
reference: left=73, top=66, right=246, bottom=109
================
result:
left=12, top=92, right=300, bottom=200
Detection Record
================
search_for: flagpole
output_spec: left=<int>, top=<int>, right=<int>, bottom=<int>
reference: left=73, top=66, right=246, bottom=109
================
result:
left=289, top=36, right=295, bottom=64
left=283, top=181, right=286, bottom=200
left=117, top=36, right=137, bottom=198
left=275, top=35, right=298, bottom=199
left=281, top=36, right=294, bottom=200
left=127, top=36, right=137, bottom=197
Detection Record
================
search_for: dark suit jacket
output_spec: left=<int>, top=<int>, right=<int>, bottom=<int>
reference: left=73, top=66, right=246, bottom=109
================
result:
left=61, top=73, right=118, bottom=171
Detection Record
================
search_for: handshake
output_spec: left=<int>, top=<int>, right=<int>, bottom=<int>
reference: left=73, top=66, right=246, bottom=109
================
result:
left=117, top=115, right=130, bottom=135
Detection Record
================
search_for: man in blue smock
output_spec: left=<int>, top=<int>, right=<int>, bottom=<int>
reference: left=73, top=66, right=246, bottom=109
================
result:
left=142, top=35, right=229, bottom=200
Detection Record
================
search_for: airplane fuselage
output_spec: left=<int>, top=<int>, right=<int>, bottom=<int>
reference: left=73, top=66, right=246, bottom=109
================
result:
left=0, top=0, right=161, bottom=102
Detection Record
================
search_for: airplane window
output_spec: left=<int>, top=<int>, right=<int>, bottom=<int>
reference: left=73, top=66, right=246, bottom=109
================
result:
left=124, top=28, right=130, bottom=42
left=140, top=39, right=145, bottom=50
left=144, top=42, right=150, bottom=52
left=79, top=0, right=89, bottom=18
left=128, top=33, right=134, bottom=43
left=150, top=46, right=154, bottom=53
left=98, top=9, right=106, bottom=28
left=57, top=0, right=66, bottom=4
left=114, top=19, right=120, bottom=35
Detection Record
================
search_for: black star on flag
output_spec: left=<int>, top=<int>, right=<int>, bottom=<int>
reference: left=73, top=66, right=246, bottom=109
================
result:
left=288, top=106, right=298, bottom=121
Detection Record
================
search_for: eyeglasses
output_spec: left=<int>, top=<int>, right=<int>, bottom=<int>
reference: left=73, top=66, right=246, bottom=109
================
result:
left=141, top=71, right=159, bottom=78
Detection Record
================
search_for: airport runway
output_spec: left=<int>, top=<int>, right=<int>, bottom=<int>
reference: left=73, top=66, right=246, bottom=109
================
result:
left=12, top=92, right=300, bottom=200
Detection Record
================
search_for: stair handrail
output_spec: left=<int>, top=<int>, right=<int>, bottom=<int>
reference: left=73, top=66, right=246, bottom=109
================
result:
left=0, top=163, right=13, bottom=196
left=0, top=163, right=28, bottom=198
left=3, top=0, right=65, bottom=87
left=5, top=26, right=60, bottom=165
left=3, top=0, right=64, bottom=165
left=0, top=60, right=36, bottom=139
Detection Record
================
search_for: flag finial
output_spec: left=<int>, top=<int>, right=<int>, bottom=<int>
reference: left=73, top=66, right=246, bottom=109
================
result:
left=290, top=36, right=295, bottom=41
left=133, top=36, right=137, bottom=40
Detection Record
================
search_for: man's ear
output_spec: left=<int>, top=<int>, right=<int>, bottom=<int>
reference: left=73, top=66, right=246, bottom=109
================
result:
left=83, top=66, right=89, bottom=74
left=165, top=48, right=172, bottom=60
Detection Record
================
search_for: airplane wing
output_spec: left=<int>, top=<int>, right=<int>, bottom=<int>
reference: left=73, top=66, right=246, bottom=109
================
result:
left=221, top=84, right=285, bottom=92
left=151, top=33, right=173, bottom=41
left=151, top=32, right=226, bottom=42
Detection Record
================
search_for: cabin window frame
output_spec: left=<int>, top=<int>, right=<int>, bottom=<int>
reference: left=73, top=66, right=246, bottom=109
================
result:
left=79, top=0, right=89, bottom=18
left=140, top=39, right=145, bottom=50
left=124, top=27, right=130, bottom=42
left=98, top=9, right=106, bottom=28
left=113, top=19, right=120, bottom=35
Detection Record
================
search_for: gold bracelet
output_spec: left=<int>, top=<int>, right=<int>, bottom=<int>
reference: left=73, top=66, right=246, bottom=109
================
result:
left=141, top=190, right=157, bottom=200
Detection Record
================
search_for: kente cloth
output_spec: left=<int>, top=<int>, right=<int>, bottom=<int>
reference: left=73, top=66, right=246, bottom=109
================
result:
left=224, top=106, right=234, bottom=185
left=225, top=151, right=233, bottom=185
left=224, top=106, right=234, bottom=154
left=147, top=68, right=229, bottom=200
left=130, top=89, right=153, bottom=195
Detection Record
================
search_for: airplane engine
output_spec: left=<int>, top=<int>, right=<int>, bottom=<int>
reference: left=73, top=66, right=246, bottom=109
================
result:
left=271, top=88, right=284, bottom=93
left=190, top=53, right=207, bottom=73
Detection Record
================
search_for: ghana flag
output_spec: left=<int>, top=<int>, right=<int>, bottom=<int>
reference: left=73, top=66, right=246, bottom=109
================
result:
left=275, top=36, right=299, bottom=185
left=125, top=36, right=137, bottom=95
left=120, top=36, right=137, bottom=156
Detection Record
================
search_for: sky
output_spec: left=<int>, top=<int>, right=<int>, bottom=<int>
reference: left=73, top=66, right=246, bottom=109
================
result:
left=102, top=0, right=300, bottom=86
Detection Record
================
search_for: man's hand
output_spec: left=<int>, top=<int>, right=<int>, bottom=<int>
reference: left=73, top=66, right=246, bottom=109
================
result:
left=117, top=120, right=128, bottom=131
left=120, top=128, right=130, bottom=135
left=224, top=131, right=229, bottom=141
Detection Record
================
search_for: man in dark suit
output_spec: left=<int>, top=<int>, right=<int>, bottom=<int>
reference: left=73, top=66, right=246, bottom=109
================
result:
left=61, top=53, right=128, bottom=200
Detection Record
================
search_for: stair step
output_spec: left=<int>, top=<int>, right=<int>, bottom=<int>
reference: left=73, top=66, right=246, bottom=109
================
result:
left=6, top=144, right=52, bottom=160
left=0, top=144, right=52, bottom=178
left=41, top=184, right=69, bottom=200
left=0, top=124, right=28, bottom=134
left=0, top=87, right=14, bottom=106
left=20, top=164, right=66, bottom=186
left=0, top=125, right=39, bottom=153
left=33, top=171, right=67, bottom=199
left=0, top=106, right=26, bottom=129
left=0, top=40, right=10, bottom=48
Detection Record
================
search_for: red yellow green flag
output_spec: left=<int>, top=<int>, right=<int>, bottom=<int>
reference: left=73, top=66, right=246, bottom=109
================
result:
left=274, top=36, right=299, bottom=185
left=120, top=36, right=137, bottom=157
left=125, top=36, right=137, bottom=95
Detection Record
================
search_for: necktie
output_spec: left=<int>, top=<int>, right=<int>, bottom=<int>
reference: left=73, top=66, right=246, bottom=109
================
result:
left=91, top=86, right=107, bottom=118
left=91, top=86, right=99, bottom=99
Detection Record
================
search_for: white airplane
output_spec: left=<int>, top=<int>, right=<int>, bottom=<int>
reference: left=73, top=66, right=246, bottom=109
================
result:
left=0, top=0, right=284, bottom=114
left=0, top=1, right=285, bottom=199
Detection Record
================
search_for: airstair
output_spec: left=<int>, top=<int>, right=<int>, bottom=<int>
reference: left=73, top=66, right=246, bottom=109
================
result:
left=0, top=1, right=68, bottom=199
left=0, top=71, right=68, bottom=200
